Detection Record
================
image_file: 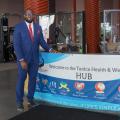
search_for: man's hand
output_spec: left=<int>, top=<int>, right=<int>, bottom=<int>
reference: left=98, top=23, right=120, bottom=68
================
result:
left=20, top=60, right=28, bottom=70
left=49, top=49, right=59, bottom=53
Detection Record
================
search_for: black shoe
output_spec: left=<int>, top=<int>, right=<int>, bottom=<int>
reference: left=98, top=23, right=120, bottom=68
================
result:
left=17, top=104, right=24, bottom=112
left=27, top=100, right=36, bottom=108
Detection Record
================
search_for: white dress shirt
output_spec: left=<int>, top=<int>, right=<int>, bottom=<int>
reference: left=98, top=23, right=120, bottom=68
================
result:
left=25, top=21, right=34, bottom=36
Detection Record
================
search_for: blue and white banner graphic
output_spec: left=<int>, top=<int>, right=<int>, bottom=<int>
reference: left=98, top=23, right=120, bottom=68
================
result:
left=34, top=52, right=120, bottom=111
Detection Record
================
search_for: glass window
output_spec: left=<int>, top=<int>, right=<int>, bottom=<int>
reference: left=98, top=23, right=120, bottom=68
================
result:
left=101, top=10, right=120, bottom=54
left=39, top=12, right=84, bottom=53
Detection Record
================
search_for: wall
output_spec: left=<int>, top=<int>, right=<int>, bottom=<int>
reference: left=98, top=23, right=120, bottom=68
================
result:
left=55, top=0, right=84, bottom=13
left=0, top=0, right=24, bottom=27
left=100, top=0, right=113, bottom=11
left=0, top=0, right=118, bottom=26
left=56, top=0, right=119, bottom=13
left=76, top=0, right=84, bottom=11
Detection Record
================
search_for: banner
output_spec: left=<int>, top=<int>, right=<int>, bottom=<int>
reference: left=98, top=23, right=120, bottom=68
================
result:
left=34, top=52, right=120, bottom=111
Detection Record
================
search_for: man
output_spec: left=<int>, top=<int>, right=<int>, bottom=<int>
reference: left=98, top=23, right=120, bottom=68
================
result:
left=13, top=9, right=55, bottom=112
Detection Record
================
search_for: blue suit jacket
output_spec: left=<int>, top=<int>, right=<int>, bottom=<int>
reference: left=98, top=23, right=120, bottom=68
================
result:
left=13, top=21, right=50, bottom=64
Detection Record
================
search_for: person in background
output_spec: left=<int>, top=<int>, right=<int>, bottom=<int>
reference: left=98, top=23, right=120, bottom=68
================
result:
left=106, top=38, right=118, bottom=53
left=13, top=9, right=56, bottom=112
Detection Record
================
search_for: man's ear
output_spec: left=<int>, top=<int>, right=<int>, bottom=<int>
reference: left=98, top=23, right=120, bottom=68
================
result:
left=24, top=15, right=27, bottom=19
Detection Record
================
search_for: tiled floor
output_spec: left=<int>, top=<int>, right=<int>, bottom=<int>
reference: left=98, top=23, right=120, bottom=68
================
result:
left=0, top=89, right=18, bottom=120
left=0, top=63, right=19, bottom=120
left=0, top=63, right=40, bottom=120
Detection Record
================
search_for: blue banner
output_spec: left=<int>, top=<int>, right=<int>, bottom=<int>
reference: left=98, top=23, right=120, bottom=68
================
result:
left=34, top=52, right=120, bottom=111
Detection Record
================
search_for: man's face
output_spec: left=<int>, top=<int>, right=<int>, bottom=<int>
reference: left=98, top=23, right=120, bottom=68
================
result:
left=24, top=10, right=33, bottom=23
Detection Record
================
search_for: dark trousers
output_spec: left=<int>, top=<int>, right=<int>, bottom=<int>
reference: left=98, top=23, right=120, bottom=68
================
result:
left=16, top=60, right=38, bottom=105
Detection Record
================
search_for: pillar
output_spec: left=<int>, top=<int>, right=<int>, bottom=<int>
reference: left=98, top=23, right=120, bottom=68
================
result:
left=24, top=0, right=49, bottom=15
left=85, top=0, right=100, bottom=53
left=71, top=0, right=76, bottom=42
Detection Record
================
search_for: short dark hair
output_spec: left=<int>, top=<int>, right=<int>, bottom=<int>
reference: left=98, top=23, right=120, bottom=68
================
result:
left=24, top=9, right=33, bottom=15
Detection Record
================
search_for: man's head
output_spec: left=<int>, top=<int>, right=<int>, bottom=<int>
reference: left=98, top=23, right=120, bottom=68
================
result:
left=24, top=9, right=34, bottom=23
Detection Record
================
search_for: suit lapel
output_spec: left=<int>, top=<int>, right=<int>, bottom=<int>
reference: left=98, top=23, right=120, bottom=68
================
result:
left=23, top=21, right=33, bottom=44
left=23, top=21, right=29, bottom=36
left=23, top=22, right=38, bottom=44
left=33, top=23, right=37, bottom=43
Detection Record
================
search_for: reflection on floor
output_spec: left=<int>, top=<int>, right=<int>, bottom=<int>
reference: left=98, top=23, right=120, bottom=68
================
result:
left=0, top=63, right=18, bottom=120
left=0, top=63, right=41, bottom=120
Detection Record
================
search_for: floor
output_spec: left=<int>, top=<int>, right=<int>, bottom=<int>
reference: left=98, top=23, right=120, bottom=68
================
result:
left=0, top=63, right=41, bottom=120
left=0, top=63, right=19, bottom=120
left=10, top=103, right=120, bottom=120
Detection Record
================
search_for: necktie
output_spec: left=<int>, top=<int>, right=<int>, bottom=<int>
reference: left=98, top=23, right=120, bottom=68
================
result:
left=29, top=23, right=34, bottom=42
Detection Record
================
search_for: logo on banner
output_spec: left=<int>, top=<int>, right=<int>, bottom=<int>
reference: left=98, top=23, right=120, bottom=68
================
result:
left=42, top=79, right=48, bottom=85
left=95, top=82, right=105, bottom=93
left=49, top=81, right=57, bottom=94
left=74, top=82, right=85, bottom=91
left=118, top=86, right=120, bottom=93
left=41, top=79, right=49, bottom=92
left=59, top=82, right=70, bottom=91
left=49, top=81, right=57, bottom=89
